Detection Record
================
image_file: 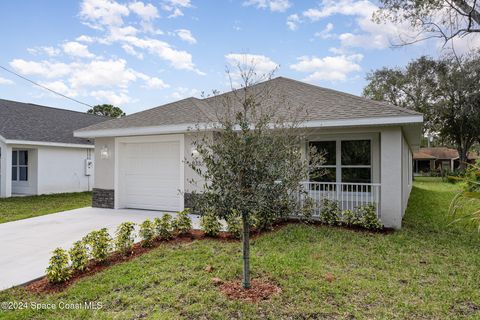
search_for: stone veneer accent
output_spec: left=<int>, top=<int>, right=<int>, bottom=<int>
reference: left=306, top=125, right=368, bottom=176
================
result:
left=92, top=188, right=115, bottom=209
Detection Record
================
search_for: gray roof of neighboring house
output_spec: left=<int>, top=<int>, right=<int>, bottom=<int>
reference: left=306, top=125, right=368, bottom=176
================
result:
left=77, top=77, right=422, bottom=133
left=0, top=99, right=108, bottom=145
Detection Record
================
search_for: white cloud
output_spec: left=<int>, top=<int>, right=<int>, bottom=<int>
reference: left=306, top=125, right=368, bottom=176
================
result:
left=286, top=14, right=300, bottom=30
left=90, top=90, right=132, bottom=105
left=244, top=0, right=291, bottom=12
left=80, top=0, right=130, bottom=28
left=128, top=1, right=159, bottom=20
left=176, top=29, right=196, bottom=44
left=27, top=46, right=61, bottom=57
left=225, top=53, right=279, bottom=75
left=299, top=0, right=413, bottom=49
left=62, top=41, right=95, bottom=58
left=161, top=0, right=192, bottom=18
left=170, top=86, right=200, bottom=100
left=290, top=54, right=363, bottom=82
left=76, top=35, right=95, bottom=43
left=122, top=44, right=144, bottom=59
left=118, top=35, right=203, bottom=73
left=10, top=59, right=72, bottom=78
left=144, top=77, right=169, bottom=89
left=315, top=23, right=335, bottom=39
left=39, top=80, right=78, bottom=97
left=69, top=59, right=136, bottom=89
left=0, top=77, right=13, bottom=85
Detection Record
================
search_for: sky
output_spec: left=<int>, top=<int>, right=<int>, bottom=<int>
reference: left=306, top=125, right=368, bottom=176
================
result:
left=0, top=0, right=476, bottom=115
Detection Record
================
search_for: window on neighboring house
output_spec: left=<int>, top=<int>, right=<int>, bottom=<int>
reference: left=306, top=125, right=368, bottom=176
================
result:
left=309, top=139, right=372, bottom=184
left=12, top=150, right=28, bottom=182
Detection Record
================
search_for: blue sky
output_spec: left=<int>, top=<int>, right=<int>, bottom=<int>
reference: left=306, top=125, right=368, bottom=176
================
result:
left=0, top=0, right=454, bottom=114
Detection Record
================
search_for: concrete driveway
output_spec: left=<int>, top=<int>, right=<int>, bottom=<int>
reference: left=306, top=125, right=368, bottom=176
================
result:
left=0, top=207, right=201, bottom=291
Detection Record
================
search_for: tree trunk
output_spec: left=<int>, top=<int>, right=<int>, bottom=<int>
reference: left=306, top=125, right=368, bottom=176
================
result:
left=457, top=146, right=468, bottom=171
left=241, top=212, right=251, bottom=289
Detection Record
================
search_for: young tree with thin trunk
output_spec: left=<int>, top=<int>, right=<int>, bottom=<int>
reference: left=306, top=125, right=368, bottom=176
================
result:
left=187, top=63, right=323, bottom=289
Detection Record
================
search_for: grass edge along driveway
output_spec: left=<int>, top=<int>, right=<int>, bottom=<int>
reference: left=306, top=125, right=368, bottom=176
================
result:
left=0, top=192, right=92, bottom=224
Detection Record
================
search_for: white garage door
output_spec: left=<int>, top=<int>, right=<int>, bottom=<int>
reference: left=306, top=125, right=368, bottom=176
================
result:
left=119, top=139, right=182, bottom=211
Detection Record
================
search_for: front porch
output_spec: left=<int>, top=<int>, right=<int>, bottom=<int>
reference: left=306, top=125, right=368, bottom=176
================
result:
left=298, top=181, right=381, bottom=218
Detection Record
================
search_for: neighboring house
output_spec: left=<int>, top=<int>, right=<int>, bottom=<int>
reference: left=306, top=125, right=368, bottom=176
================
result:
left=0, top=99, right=108, bottom=197
left=75, top=77, right=423, bottom=229
left=413, top=147, right=479, bottom=175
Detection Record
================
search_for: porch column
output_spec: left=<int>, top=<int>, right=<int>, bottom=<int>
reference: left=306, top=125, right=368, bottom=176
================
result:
left=0, top=142, right=12, bottom=198
left=380, top=127, right=403, bottom=229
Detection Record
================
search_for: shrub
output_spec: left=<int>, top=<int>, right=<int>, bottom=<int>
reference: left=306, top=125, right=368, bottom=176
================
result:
left=226, top=213, right=242, bottom=239
left=69, top=240, right=89, bottom=272
left=114, top=222, right=136, bottom=255
left=200, top=211, right=222, bottom=237
left=319, top=199, right=340, bottom=225
left=357, top=204, right=382, bottom=230
left=154, top=214, right=174, bottom=240
left=84, top=228, right=112, bottom=262
left=46, top=248, right=71, bottom=283
left=139, top=219, right=155, bottom=247
left=173, top=209, right=192, bottom=235
left=300, top=196, right=315, bottom=222
left=340, top=209, right=361, bottom=227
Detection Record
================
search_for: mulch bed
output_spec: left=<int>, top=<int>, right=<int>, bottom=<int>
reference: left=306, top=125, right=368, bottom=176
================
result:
left=218, top=279, right=282, bottom=302
left=26, top=230, right=235, bottom=294
left=25, top=219, right=388, bottom=295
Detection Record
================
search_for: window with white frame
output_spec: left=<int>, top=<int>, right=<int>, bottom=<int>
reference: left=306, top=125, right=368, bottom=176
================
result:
left=309, top=139, right=372, bottom=183
left=12, top=150, right=28, bottom=182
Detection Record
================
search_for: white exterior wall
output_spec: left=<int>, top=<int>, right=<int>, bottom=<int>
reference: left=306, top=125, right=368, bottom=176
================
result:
left=36, top=146, right=93, bottom=195
left=94, top=133, right=209, bottom=195
left=380, top=127, right=404, bottom=229
left=0, top=141, right=12, bottom=197
left=401, top=133, right=413, bottom=216
left=94, top=137, right=115, bottom=190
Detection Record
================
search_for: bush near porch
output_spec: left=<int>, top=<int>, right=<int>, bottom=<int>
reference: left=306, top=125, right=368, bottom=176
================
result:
left=0, top=192, right=92, bottom=224
left=1, top=179, right=479, bottom=319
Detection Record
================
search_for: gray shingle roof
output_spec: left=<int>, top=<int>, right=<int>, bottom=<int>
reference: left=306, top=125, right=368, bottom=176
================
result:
left=0, top=99, right=108, bottom=145
left=77, top=77, right=421, bottom=133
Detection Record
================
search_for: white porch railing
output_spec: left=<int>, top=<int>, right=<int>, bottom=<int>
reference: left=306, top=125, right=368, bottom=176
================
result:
left=297, top=182, right=381, bottom=218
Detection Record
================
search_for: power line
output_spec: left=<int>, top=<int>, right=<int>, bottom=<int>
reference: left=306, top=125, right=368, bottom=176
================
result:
left=0, top=65, right=94, bottom=108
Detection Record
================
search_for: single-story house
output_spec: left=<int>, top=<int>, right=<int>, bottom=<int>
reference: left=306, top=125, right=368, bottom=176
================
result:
left=0, top=99, right=107, bottom=197
left=413, top=147, right=479, bottom=174
left=74, top=77, right=423, bottom=229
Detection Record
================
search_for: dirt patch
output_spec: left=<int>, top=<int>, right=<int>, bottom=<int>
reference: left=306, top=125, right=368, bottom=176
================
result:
left=219, top=279, right=282, bottom=303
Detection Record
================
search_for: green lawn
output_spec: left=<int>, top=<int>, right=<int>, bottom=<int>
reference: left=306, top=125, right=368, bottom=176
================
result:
left=0, top=192, right=92, bottom=224
left=1, top=180, right=480, bottom=319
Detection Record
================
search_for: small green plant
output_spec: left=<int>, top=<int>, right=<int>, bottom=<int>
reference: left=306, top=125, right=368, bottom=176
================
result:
left=320, top=199, right=340, bottom=225
left=357, top=204, right=382, bottom=230
left=139, top=219, right=155, bottom=247
left=340, top=209, right=361, bottom=227
left=154, top=214, right=174, bottom=240
left=46, top=248, right=71, bottom=283
left=68, top=240, right=89, bottom=272
left=114, top=222, right=136, bottom=255
left=300, top=196, right=315, bottom=223
left=173, top=209, right=192, bottom=235
left=200, top=210, right=222, bottom=237
left=226, top=212, right=242, bottom=239
left=83, top=228, right=112, bottom=262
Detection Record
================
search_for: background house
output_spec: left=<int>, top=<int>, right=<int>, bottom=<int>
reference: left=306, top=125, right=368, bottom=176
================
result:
left=413, top=147, right=479, bottom=175
left=75, top=77, right=423, bottom=229
left=0, top=99, right=107, bottom=197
